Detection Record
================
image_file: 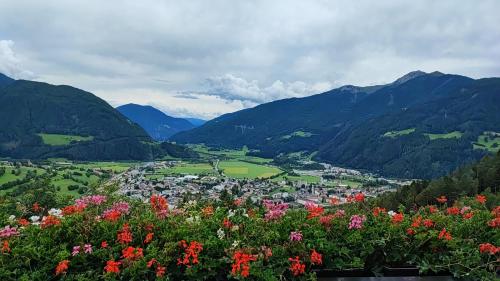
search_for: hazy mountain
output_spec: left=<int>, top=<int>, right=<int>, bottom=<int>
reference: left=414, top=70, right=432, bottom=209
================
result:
left=185, top=118, right=206, bottom=127
left=172, top=71, right=500, bottom=178
left=116, top=104, right=195, bottom=141
left=0, top=73, right=15, bottom=87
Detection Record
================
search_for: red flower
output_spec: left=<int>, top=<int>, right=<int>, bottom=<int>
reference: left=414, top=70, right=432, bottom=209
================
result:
left=103, top=209, right=122, bottom=222
left=41, top=215, right=61, bottom=229
left=479, top=243, right=499, bottom=255
left=330, top=197, right=340, bottom=205
left=411, top=216, right=422, bottom=228
left=488, top=217, right=500, bottom=228
left=121, top=246, right=143, bottom=261
left=406, top=228, right=416, bottom=235
left=234, top=198, right=243, bottom=206
left=462, top=212, right=474, bottom=220
left=492, top=206, right=500, bottom=218
left=55, top=260, right=69, bottom=275
left=2, top=240, right=11, bottom=253
left=147, top=258, right=157, bottom=268
left=231, top=251, right=258, bottom=278
left=476, top=194, right=487, bottom=204
left=156, top=265, right=166, bottom=277
left=32, top=202, right=41, bottom=212
left=101, top=241, right=108, bottom=248
left=305, top=202, right=324, bottom=219
left=391, top=213, right=404, bottom=224
left=144, top=232, right=154, bottom=244
left=18, top=218, right=29, bottom=226
left=438, top=228, right=452, bottom=241
left=202, top=205, right=214, bottom=217
left=428, top=205, right=438, bottom=214
left=62, top=205, right=85, bottom=216
left=372, top=207, right=386, bottom=217
left=319, top=214, right=335, bottom=227
left=288, top=256, right=305, bottom=276
left=117, top=223, right=133, bottom=244
left=104, top=260, right=121, bottom=274
left=310, top=249, right=322, bottom=265
left=223, top=218, right=232, bottom=229
left=436, top=196, right=447, bottom=204
left=423, top=219, right=434, bottom=228
left=354, top=192, right=365, bottom=202
left=150, top=194, right=168, bottom=217
left=446, top=207, right=459, bottom=215
left=177, top=240, right=203, bottom=267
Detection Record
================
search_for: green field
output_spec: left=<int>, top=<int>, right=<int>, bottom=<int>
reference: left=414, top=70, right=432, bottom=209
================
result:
left=383, top=128, right=416, bottom=138
left=425, top=131, right=463, bottom=140
left=38, top=133, right=94, bottom=146
left=73, top=162, right=135, bottom=173
left=271, top=173, right=320, bottom=184
left=281, top=131, right=314, bottom=140
left=219, top=161, right=282, bottom=179
left=158, top=163, right=215, bottom=175
left=473, top=132, right=500, bottom=153
left=190, top=145, right=272, bottom=164
left=0, top=166, right=44, bottom=185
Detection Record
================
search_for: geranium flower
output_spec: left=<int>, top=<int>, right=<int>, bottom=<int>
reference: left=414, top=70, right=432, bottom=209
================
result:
left=48, top=208, right=63, bottom=218
left=217, top=228, right=225, bottom=240
left=446, top=207, right=459, bottom=215
left=406, top=228, right=416, bottom=235
left=310, top=249, right=322, bottom=265
left=288, top=256, right=305, bottom=276
left=117, top=223, right=133, bottom=244
left=41, top=215, right=61, bottom=229
left=423, top=219, right=434, bottom=228
left=479, top=243, right=499, bottom=255
left=289, top=231, right=303, bottom=242
left=354, top=192, right=365, bottom=202
left=391, top=213, right=404, bottom=224
left=305, top=202, right=324, bottom=219
left=330, top=197, right=340, bottom=205
left=177, top=240, right=203, bottom=267
left=476, top=194, right=487, bottom=204
left=487, top=217, right=500, bottom=228
left=438, top=228, right=452, bottom=241
left=436, top=196, right=447, bottom=204
left=18, top=218, right=29, bottom=226
left=262, top=200, right=288, bottom=221
left=348, top=215, right=366, bottom=229
left=144, top=232, right=154, bottom=244
left=55, top=260, right=69, bottom=275
left=231, top=251, right=258, bottom=278
left=121, top=246, right=144, bottom=261
left=104, top=260, right=121, bottom=274
left=372, top=207, right=386, bottom=217
left=101, top=241, right=108, bottom=248
left=411, top=216, right=422, bottom=228
left=32, top=202, right=41, bottom=212
left=84, top=244, right=93, bottom=254
left=2, top=240, right=10, bottom=253
left=0, top=226, right=19, bottom=238
left=72, top=246, right=81, bottom=256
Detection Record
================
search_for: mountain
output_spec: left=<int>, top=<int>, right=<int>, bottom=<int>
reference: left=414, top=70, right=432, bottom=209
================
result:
left=0, top=73, right=15, bottom=87
left=172, top=71, right=500, bottom=178
left=185, top=118, right=206, bottom=127
left=0, top=74, right=184, bottom=160
left=116, top=104, right=195, bottom=141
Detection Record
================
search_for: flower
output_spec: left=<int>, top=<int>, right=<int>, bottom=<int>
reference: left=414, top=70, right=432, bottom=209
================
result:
left=436, top=196, right=447, bottom=204
left=104, top=260, right=121, bottom=274
left=446, top=207, right=459, bottom=215
left=30, top=216, right=40, bottom=223
left=8, top=215, right=15, bottom=222
left=476, top=194, right=487, bottom=204
left=75, top=195, right=107, bottom=208
left=310, top=249, right=322, bottom=265
left=102, top=209, right=122, bottom=222
left=411, top=216, right=422, bottom=228
left=0, top=226, right=19, bottom=238
left=406, top=228, right=416, bottom=235
left=231, top=251, right=258, bottom=278
left=150, top=194, right=169, bottom=218
left=289, top=231, right=303, bottom=242
left=387, top=210, right=396, bottom=217
left=305, top=202, right=324, bottom=219
left=354, top=192, right=365, bottom=202
left=144, top=232, right=154, bottom=244
left=2, top=240, right=11, bottom=253
left=428, top=205, right=438, bottom=214
left=487, top=217, right=500, bottom=228
left=217, top=228, right=225, bottom=240
left=72, top=246, right=81, bottom=256
left=462, top=212, right=474, bottom=220
left=41, top=215, right=61, bottom=228
left=117, top=223, right=133, bottom=244
left=84, top=244, right=93, bottom=254
left=177, top=240, right=203, bottom=267
left=62, top=205, right=85, bottom=216
left=438, top=228, right=452, bottom=241
left=479, top=243, right=499, bottom=255
left=48, top=208, right=63, bottom=218
left=32, top=202, right=41, bottom=212
left=423, top=219, right=434, bottom=228
left=262, top=200, right=288, bottom=221
left=121, top=246, right=144, bottom=261
left=101, top=241, right=108, bottom=248
left=330, top=197, right=340, bottom=205
left=156, top=265, right=166, bottom=277
left=202, top=205, right=214, bottom=217
left=391, top=213, right=404, bottom=224
left=223, top=217, right=233, bottom=229
left=55, top=260, right=69, bottom=275
left=349, top=215, right=366, bottom=229
left=288, top=256, right=305, bottom=276
left=372, top=207, right=386, bottom=217
left=232, top=240, right=240, bottom=248
left=18, top=218, right=29, bottom=226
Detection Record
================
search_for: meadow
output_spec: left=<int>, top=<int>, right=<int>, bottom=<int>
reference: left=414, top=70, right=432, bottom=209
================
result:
left=219, top=160, right=282, bottom=179
left=38, top=133, right=94, bottom=146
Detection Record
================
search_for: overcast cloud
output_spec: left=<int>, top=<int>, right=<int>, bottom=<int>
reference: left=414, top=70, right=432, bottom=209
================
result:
left=1, top=0, right=499, bottom=119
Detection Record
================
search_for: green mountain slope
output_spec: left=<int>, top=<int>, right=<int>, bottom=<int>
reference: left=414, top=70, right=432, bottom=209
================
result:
left=0, top=77, right=160, bottom=160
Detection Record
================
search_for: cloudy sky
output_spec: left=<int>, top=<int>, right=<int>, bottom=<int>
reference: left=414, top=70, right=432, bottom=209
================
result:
left=1, top=0, right=499, bottom=119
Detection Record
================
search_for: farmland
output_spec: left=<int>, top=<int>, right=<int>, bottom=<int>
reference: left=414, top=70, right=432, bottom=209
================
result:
left=425, top=131, right=463, bottom=140
left=38, top=133, right=94, bottom=146
left=473, top=131, right=500, bottom=153
left=383, top=128, right=416, bottom=138
left=219, top=160, right=282, bottom=179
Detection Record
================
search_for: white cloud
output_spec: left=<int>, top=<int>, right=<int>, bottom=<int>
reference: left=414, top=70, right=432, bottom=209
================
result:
left=205, top=74, right=332, bottom=103
left=0, top=40, right=34, bottom=79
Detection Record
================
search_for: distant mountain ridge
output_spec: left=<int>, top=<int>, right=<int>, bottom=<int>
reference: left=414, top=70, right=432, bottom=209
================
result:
left=116, top=104, right=195, bottom=141
left=172, top=71, right=500, bottom=178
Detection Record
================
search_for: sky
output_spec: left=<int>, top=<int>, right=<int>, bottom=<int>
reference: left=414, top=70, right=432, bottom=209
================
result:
left=1, top=0, right=500, bottom=119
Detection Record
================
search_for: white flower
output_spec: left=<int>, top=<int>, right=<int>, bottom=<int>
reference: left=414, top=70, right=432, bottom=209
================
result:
left=217, top=228, right=225, bottom=240
left=30, top=216, right=40, bottom=223
left=231, top=240, right=240, bottom=248
left=48, top=208, right=63, bottom=218
left=186, top=217, right=194, bottom=224
left=228, top=209, right=235, bottom=218
left=231, top=225, right=240, bottom=232
left=8, top=215, right=15, bottom=222
left=387, top=211, right=396, bottom=217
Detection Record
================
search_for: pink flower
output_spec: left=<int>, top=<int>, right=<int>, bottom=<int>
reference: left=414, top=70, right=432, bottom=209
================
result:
left=289, top=231, right=303, bottom=242
left=84, top=244, right=93, bottom=254
left=263, top=200, right=288, bottom=221
left=75, top=195, right=107, bottom=208
left=72, top=245, right=81, bottom=256
left=0, top=225, right=19, bottom=238
left=348, top=215, right=366, bottom=230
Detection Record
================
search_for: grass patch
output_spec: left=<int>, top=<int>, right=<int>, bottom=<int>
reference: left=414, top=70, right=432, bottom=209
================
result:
left=473, top=131, right=500, bottom=153
left=425, top=131, right=463, bottom=140
left=158, top=163, right=215, bottom=176
left=281, top=131, right=314, bottom=140
left=271, top=174, right=320, bottom=184
left=383, top=128, right=416, bottom=138
left=38, top=133, right=94, bottom=146
left=219, top=161, right=282, bottom=179
left=74, top=162, right=135, bottom=173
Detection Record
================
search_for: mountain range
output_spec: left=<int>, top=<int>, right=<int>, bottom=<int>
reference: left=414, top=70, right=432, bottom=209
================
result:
left=116, top=103, right=201, bottom=141
left=172, top=71, right=500, bottom=178
left=0, top=74, right=191, bottom=161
